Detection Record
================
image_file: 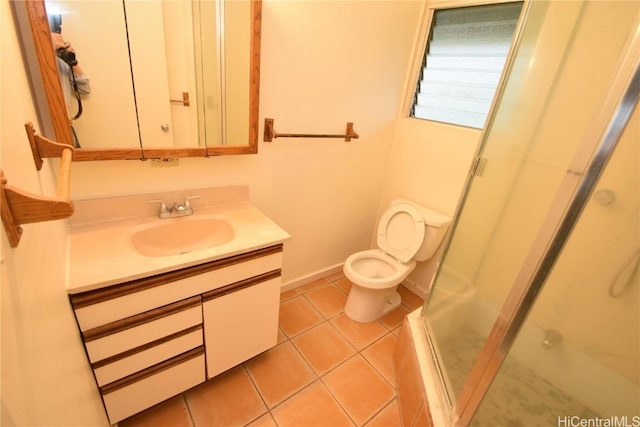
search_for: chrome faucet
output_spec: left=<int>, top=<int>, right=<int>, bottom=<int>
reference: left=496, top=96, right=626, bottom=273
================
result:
left=148, top=195, right=200, bottom=219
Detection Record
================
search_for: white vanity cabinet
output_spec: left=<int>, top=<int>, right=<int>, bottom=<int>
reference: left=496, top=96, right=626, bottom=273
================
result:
left=69, top=245, right=283, bottom=425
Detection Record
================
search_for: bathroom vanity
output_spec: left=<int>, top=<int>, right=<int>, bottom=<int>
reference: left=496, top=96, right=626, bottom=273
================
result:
left=66, top=186, right=290, bottom=424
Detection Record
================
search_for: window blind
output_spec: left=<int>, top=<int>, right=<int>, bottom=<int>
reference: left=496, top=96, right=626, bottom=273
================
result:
left=411, top=2, right=523, bottom=128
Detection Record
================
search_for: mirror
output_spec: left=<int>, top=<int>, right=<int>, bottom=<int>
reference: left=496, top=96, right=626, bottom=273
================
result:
left=13, top=0, right=261, bottom=160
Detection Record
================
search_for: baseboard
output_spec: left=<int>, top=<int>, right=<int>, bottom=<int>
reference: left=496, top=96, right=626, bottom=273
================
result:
left=280, top=263, right=344, bottom=293
left=402, top=278, right=428, bottom=299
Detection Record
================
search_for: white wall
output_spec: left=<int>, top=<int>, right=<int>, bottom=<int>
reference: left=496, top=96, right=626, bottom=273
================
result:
left=1, top=0, right=107, bottom=425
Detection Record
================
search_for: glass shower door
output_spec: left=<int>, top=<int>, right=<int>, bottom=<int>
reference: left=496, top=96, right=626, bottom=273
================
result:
left=421, top=0, right=640, bottom=423
left=469, top=106, right=640, bottom=425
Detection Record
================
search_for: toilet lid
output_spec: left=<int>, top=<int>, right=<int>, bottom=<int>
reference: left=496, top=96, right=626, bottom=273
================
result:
left=377, top=203, right=425, bottom=263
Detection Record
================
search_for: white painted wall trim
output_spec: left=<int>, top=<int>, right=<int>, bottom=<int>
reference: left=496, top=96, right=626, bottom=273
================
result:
left=280, top=263, right=344, bottom=293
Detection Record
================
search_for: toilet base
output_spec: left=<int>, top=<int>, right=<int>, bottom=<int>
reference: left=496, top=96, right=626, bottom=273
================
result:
left=344, top=285, right=402, bottom=323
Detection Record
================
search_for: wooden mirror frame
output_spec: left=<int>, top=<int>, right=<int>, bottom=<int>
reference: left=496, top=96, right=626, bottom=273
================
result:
left=13, top=0, right=261, bottom=161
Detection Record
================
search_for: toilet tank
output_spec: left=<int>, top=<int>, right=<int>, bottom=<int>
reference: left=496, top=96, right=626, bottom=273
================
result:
left=392, top=199, right=451, bottom=262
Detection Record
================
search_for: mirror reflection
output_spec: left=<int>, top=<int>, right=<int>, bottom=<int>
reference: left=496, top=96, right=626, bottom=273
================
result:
left=44, top=0, right=252, bottom=151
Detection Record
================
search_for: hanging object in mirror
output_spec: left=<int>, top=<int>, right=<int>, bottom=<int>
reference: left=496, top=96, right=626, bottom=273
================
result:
left=150, top=158, right=179, bottom=168
left=542, top=329, right=562, bottom=349
left=169, top=92, right=190, bottom=107
left=593, top=188, right=616, bottom=205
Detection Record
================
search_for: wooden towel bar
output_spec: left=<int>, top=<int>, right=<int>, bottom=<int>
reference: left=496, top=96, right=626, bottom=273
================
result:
left=263, top=118, right=359, bottom=142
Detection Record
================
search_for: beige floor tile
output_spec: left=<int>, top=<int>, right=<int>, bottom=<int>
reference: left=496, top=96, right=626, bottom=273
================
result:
left=277, top=327, right=289, bottom=344
left=278, top=296, right=325, bottom=337
left=298, top=277, right=331, bottom=294
left=246, top=413, right=278, bottom=427
left=306, top=284, right=348, bottom=318
left=119, top=396, right=193, bottom=427
left=271, top=381, right=354, bottom=427
left=245, top=341, right=316, bottom=408
left=398, top=285, right=424, bottom=310
left=292, top=322, right=356, bottom=375
left=280, top=289, right=299, bottom=302
left=323, top=355, right=395, bottom=425
left=185, top=365, right=266, bottom=427
left=379, top=304, right=410, bottom=330
left=327, top=271, right=346, bottom=282
left=330, top=314, right=388, bottom=350
left=364, top=399, right=402, bottom=427
left=362, top=334, right=398, bottom=386
left=334, top=277, right=353, bottom=295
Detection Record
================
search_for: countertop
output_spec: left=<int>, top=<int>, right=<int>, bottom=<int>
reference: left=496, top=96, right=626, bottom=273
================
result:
left=66, top=186, right=290, bottom=294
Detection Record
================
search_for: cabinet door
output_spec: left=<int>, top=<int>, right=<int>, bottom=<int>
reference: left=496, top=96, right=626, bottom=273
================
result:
left=203, top=274, right=280, bottom=378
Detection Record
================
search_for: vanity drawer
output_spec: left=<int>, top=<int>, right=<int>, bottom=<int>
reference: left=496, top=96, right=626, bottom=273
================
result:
left=83, top=297, right=201, bottom=363
left=92, top=325, right=203, bottom=386
left=101, top=347, right=205, bottom=424
left=71, top=245, right=283, bottom=331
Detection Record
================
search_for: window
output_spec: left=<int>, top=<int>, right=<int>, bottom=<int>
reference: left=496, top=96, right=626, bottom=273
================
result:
left=410, top=2, right=523, bottom=128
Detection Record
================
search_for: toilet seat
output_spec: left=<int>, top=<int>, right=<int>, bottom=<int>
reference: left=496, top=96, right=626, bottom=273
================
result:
left=377, top=203, right=425, bottom=263
left=344, top=249, right=417, bottom=290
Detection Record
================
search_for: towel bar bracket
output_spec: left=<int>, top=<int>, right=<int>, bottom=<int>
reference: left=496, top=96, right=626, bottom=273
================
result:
left=1, top=124, right=75, bottom=248
left=25, top=122, right=75, bottom=170
left=169, top=92, right=190, bottom=107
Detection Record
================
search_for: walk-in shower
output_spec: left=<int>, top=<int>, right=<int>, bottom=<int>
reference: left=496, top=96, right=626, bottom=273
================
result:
left=418, top=1, right=640, bottom=425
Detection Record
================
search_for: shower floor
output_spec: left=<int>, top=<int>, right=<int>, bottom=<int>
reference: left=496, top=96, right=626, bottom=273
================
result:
left=435, top=328, right=599, bottom=426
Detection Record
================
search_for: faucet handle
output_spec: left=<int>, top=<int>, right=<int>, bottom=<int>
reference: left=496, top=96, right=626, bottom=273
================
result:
left=148, top=199, right=170, bottom=218
left=184, top=195, right=200, bottom=210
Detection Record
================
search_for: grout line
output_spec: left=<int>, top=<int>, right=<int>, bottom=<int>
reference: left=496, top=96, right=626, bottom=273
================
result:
left=240, top=363, right=272, bottom=426
left=294, top=319, right=397, bottom=425
left=360, top=341, right=398, bottom=391
left=253, top=334, right=322, bottom=426
left=364, top=397, right=400, bottom=426
left=182, top=394, right=197, bottom=427
left=291, top=324, right=357, bottom=378
left=316, top=352, right=395, bottom=427
left=317, top=375, right=360, bottom=426
left=269, top=313, right=398, bottom=426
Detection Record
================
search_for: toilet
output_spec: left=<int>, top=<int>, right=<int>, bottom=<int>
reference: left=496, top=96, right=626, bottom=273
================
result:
left=343, top=199, right=451, bottom=322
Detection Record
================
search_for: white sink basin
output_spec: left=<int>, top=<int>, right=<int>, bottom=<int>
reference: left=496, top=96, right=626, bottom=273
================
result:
left=131, top=218, right=234, bottom=257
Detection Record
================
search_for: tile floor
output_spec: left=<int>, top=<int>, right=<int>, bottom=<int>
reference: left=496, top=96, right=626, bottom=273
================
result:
left=119, top=273, right=424, bottom=427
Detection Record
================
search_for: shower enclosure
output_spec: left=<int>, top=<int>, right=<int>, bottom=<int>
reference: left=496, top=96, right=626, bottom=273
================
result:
left=419, top=1, right=640, bottom=425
